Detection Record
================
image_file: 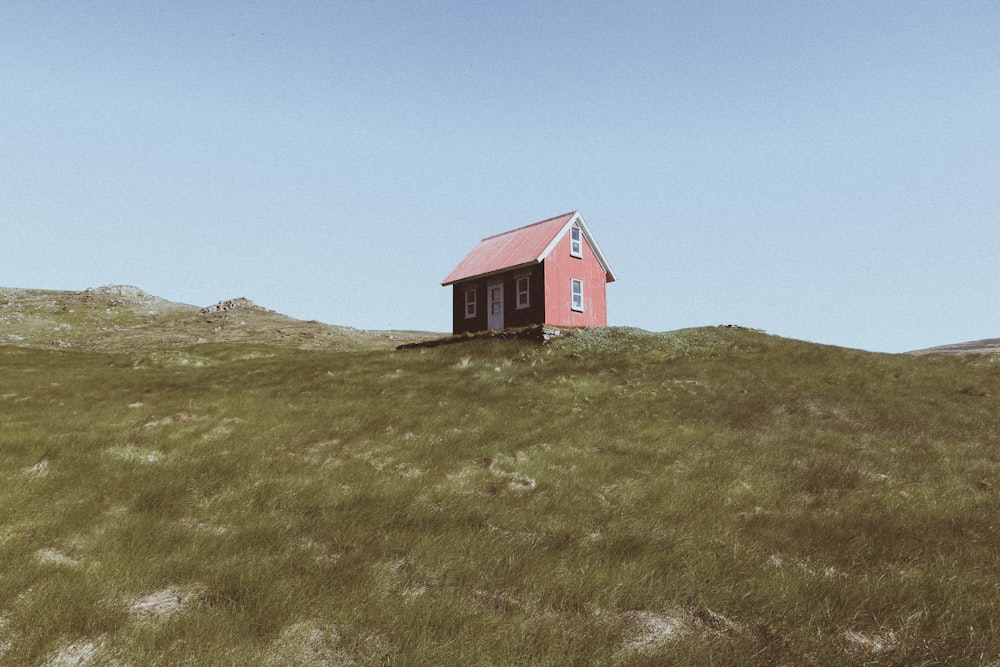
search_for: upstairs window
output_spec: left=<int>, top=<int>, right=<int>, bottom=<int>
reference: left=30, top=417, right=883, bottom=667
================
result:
left=571, top=278, right=584, bottom=312
left=516, top=275, right=530, bottom=309
left=570, top=226, right=582, bottom=258
left=464, top=287, right=477, bottom=318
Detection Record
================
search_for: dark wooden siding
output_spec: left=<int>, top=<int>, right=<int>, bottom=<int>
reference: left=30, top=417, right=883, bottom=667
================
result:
left=451, top=266, right=545, bottom=334
left=452, top=280, right=484, bottom=334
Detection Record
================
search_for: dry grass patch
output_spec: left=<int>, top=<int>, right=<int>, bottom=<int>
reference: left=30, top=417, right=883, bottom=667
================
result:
left=621, top=610, right=689, bottom=652
left=0, top=616, right=11, bottom=658
left=129, top=586, right=202, bottom=619
left=264, top=621, right=355, bottom=666
left=841, top=629, right=899, bottom=656
left=618, top=606, right=742, bottom=657
left=35, top=549, right=81, bottom=568
left=179, top=517, right=229, bottom=535
left=105, top=445, right=163, bottom=464
left=22, top=460, right=48, bottom=477
left=40, top=638, right=106, bottom=667
left=143, top=412, right=197, bottom=428
left=442, top=454, right=539, bottom=496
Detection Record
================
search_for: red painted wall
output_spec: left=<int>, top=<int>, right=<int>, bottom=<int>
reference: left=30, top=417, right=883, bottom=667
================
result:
left=542, top=224, right=609, bottom=327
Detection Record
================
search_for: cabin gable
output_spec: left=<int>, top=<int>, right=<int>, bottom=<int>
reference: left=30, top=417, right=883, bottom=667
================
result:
left=541, top=220, right=610, bottom=328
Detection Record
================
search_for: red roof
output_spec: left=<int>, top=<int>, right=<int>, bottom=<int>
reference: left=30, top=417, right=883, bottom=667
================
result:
left=442, top=211, right=617, bottom=285
left=442, top=212, right=578, bottom=285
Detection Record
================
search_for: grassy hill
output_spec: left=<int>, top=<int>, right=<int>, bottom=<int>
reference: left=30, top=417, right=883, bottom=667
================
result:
left=1, top=293, right=999, bottom=665
left=0, top=286, right=430, bottom=352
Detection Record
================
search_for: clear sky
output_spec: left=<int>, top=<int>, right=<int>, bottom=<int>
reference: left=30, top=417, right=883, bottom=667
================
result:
left=2, top=1, right=998, bottom=353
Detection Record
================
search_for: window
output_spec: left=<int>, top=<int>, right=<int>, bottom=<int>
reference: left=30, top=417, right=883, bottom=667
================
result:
left=571, top=278, right=584, bottom=312
left=464, top=287, right=477, bottom=318
left=570, top=226, right=582, bottom=258
left=515, top=275, right=530, bottom=309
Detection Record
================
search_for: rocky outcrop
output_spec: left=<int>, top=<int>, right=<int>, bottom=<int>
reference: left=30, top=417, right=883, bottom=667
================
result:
left=78, top=285, right=168, bottom=308
left=200, top=298, right=262, bottom=314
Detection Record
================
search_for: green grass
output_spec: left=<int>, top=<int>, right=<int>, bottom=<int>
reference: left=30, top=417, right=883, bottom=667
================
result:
left=2, top=327, right=1000, bottom=664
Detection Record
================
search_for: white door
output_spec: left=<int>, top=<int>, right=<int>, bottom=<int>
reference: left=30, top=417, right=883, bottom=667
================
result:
left=487, top=282, right=504, bottom=330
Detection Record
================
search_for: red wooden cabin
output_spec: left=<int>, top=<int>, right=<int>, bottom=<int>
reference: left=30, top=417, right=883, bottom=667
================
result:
left=442, top=211, right=616, bottom=335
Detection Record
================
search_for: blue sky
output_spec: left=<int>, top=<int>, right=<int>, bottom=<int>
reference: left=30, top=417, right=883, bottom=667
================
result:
left=2, top=1, right=998, bottom=352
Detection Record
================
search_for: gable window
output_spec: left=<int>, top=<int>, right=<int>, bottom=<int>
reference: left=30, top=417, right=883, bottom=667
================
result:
left=515, top=274, right=530, bottom=309
left=464, top=287, right=477, bottom=319
left=571, top=278, right=584, bottom=312
left=570, top=226, right=582, bottom=258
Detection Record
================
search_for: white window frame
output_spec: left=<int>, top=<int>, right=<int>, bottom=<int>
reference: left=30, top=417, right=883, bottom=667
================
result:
left=570, top=226, right=583, bottom=258
left=571, top=278, right=584, bottom=312
left=515, top=274, right=530, bottom=309
left=464, top=286, right=477, bottom=319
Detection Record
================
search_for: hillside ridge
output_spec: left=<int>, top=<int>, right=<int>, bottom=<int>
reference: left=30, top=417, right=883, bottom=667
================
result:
left=3, top=284, right=996, bottom=355
left=0, top=284, right=435, bottom=351
left=907, top=338, right=1000, bottom=356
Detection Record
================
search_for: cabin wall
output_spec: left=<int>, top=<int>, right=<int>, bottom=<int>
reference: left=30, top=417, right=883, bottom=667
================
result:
left=451, top=266, right=545, bottom=334
left=542, top=225, right=608, bottom=327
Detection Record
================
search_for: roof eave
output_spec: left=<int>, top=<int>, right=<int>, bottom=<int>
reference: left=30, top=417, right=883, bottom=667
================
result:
left=441, top=260, right=541, bottom=286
